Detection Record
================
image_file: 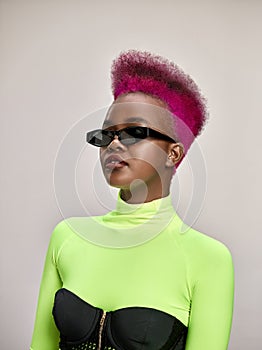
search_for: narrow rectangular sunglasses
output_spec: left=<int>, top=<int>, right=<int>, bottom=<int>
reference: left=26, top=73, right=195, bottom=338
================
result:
left=86, top=126, right=177, bottom=147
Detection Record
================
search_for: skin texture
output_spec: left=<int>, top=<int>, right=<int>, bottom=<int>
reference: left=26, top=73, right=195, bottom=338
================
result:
left=100, top=92, right=184, bottom=204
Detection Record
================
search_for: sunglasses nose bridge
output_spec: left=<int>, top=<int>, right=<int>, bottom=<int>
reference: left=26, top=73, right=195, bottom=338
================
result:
left=114, top=129, right=121, bottom=137
left=106, top=129, right=126, bottom=149
left=110, top=129, right=124, bottom=142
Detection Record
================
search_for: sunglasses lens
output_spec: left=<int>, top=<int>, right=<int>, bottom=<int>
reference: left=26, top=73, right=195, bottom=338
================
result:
left=86, top=127, right=148, bottom=147
left=120, top=127, right=147, bottom=145
left=87, top=130, right=112, bottom=147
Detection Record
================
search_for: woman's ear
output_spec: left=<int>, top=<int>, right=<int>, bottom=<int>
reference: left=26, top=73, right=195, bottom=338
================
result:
left=165, top=143, right=184, bottom=168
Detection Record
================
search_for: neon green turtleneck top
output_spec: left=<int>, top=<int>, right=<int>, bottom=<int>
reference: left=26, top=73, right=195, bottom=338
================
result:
left=30, top=194, right=234, bottom=350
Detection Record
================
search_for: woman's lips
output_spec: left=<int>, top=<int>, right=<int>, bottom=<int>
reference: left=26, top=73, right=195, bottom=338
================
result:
left=104, top=155, right=128, bottom=169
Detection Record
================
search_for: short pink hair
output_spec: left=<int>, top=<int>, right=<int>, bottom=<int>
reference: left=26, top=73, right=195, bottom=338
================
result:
left=111, top=50, right=208, bottom=163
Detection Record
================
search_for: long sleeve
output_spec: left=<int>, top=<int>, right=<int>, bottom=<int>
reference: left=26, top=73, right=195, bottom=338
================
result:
left=30, top=222, right=67, bottom=350
left=185, top=237, right=234, bottom=350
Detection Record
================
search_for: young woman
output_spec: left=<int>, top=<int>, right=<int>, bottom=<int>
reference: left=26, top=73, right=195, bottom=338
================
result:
left=30, top=50, right=234, bottom=350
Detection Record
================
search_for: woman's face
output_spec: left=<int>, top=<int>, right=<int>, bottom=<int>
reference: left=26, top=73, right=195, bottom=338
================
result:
left=99, top=93, right=182, bottom=200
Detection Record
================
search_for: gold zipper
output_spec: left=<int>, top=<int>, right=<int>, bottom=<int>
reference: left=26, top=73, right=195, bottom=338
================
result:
left=98, top=310, right=107, bottom=350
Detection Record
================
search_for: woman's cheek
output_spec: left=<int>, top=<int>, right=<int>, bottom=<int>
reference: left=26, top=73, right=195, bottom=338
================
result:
left=129, top=143, right=168, bottom=173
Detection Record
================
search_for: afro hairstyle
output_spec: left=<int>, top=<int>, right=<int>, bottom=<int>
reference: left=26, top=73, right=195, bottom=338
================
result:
left=111, top=49, right=208, bottom=158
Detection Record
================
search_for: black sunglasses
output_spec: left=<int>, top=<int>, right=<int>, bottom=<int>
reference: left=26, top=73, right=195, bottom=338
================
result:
left=86, top=126, right=177, bottom=147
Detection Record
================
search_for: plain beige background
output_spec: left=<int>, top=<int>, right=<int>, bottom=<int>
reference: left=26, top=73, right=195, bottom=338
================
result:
left=1, top=0, right=261, bottom=349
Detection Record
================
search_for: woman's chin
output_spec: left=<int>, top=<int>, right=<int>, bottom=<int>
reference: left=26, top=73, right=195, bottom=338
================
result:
left=103, top=170, right=131, bottom=189
left=107, top=179, right=130, bottom=189
left=106, top=175, right=149, bottom=195
left=103, top=175, right=127, bottom=189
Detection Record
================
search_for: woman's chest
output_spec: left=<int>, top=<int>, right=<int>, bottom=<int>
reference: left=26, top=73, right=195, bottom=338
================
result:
left=56, top=235, right=191, bottom=326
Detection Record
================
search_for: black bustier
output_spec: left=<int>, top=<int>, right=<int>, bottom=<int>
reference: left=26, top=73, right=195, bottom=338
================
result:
left=52, top=289, right=188, bottom=350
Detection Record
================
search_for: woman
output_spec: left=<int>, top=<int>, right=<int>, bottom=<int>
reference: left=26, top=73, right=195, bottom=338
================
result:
left=30, top=50, right=234, bottom=350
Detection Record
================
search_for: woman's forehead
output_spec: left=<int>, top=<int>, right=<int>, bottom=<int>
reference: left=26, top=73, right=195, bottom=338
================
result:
left=103, top=115, right=149, bottom=128
left=103, top=101, right=174, bottom=133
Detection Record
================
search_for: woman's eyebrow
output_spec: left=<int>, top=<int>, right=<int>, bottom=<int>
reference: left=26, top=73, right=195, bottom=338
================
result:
left=125, top=117, right=148, bottom=123
left=103, top=117, right=148, bottom=127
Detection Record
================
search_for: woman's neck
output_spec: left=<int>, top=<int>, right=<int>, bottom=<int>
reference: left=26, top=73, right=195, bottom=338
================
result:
left=120, top=187, right=170, bottom=204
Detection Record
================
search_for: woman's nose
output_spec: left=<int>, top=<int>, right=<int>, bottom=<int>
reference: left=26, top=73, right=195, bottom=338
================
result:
left=107, top=136, right=127, bottom=152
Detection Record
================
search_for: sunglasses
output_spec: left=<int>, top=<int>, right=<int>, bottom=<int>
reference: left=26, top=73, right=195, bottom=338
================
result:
left=86, top=126, right=177, bottom=147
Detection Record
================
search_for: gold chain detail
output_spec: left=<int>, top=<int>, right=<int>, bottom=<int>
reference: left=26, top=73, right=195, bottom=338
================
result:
left=98, top=311, right=107, bottom=350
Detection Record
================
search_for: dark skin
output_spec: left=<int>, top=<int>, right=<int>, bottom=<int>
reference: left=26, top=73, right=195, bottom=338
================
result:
left=100, top=92, right=184, bottom=204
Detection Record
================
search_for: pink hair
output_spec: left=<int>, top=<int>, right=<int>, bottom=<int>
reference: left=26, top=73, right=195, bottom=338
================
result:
left=111, top=50, right=208, bottom=164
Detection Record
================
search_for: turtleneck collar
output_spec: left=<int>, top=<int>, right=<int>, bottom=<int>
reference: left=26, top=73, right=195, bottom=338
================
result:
left=68, top=191, right=180, bottom=248
left=102, top=191, right=176, bottom=227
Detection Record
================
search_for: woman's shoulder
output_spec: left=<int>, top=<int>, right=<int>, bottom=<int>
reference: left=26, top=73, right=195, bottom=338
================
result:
left=49, top=215, right=105, bottom=246
left=49, top=216, right=93, bottom=243
left=48, top=218, right=75, bottom=246
left=177, top=223, right=232, bottom=265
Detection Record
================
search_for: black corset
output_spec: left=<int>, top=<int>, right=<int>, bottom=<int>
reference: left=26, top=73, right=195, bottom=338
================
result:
left=52, top=289, right=188, bottom=350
